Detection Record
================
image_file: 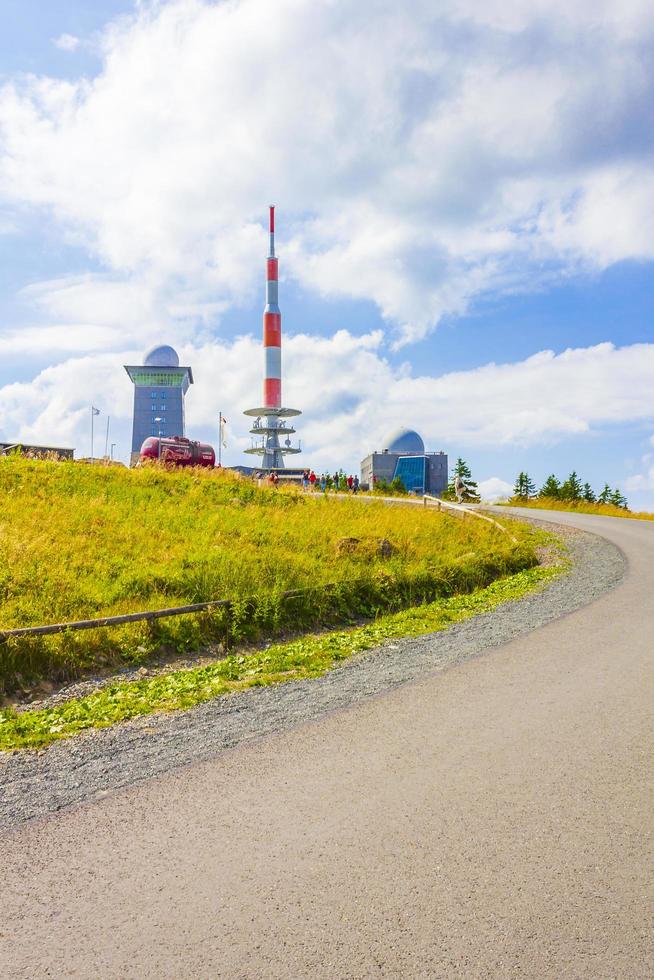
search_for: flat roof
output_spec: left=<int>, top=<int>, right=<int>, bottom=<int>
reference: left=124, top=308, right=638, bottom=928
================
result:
left=124, top=365, right=194, bottom=384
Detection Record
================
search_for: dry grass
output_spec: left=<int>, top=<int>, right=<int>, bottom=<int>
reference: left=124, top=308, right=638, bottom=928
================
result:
left=502, top=497, right=654, bottom=521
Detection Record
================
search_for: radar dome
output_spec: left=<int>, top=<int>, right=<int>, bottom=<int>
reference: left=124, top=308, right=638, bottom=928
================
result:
left=143, top=345, right=179, bottom=368
left=383, top=428, right=425, bottom=454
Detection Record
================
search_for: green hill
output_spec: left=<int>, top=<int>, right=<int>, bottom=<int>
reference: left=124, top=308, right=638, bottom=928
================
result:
left=0, top=456, right=536, bottom=694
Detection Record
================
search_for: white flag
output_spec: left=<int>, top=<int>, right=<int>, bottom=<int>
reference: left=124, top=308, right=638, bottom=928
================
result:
left=220, top=415, right=228, bottom=448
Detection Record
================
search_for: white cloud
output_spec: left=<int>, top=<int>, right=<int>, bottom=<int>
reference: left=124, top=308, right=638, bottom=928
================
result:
left=53, top=34, right=81, bottom=52
left=1, top=337, right=652, bottom=471
left=625, top=439, right=654, bottom=491
left=1, top=0, right=654, bottom=344
left=478, top=477, right=513, bottom=502
left=0, top=324, right=123, bottom=354
left=625, top=467, right=654, bottom=491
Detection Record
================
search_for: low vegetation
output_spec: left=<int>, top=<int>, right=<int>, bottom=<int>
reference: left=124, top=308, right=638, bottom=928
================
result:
left=502, top=496, right=654, bottom=520
left=502, top=468, right=654, bottom=519
left=0, top=456, right=538, bottom=694
left=0, top=560, right=564, bottom=751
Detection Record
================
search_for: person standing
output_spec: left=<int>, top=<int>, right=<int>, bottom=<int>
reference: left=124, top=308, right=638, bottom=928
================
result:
left=347, top=474, right=353, bottom=491
left=353, top=475, right=359, bottom=494
left=309, top=470, right=317, bottom=489
left=302, top=468, right=309, bottom=491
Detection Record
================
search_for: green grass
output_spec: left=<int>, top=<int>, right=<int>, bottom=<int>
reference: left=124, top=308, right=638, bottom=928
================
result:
left=0, top=456, right=539, bottom=694
left=499, top=497, right=654, bottom=520
left=0, top=561, right=564, bottom=751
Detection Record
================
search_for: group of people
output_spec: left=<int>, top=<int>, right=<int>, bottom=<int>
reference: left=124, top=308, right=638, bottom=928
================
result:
left=302, top=469, right=360, bottom=494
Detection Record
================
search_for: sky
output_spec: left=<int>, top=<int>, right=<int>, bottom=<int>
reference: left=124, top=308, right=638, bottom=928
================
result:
left=0, top=0, right=653, bottom=507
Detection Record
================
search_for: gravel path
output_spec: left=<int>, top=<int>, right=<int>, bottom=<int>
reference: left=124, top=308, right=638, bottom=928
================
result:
left=0, top=519, right=623, bottom=830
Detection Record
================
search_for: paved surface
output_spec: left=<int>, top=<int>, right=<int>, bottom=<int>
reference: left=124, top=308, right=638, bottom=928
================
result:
left=1, top=509, right=652, bottom=978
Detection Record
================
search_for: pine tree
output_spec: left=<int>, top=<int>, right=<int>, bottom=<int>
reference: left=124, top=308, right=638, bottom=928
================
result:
left=513, top=472, right=536, bottom=499
left=582, top=482, right=596, bottom=503
left=598, top=483, right=612, bottom=504
left=454, top=458, right=472, bottom=480
left=444, top=458, right=480, bottom=501
left=539, top=474, right=561, bottom=499
left=560, top=471, right=583, bottom=501
left=609, top=487, right=628, bottom=510
left=513, top=472, right=526, bottom=498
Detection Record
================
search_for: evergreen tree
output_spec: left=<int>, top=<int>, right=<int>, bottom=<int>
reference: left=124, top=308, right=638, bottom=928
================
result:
left=582, top=482, right=596, bottom=503
left=444, top=458, right=480, bottom=501
left=539, top=474, right=561, bottom=499
left=560, top=471, right=583, bottom=501
left=597, top=483, right=612, bottom=504
left=513, top=472, right=536, bottom=499
left=513, top=472, right=526, bottom=498
left=454, top=457, right=472, bottom=480
left=609, top=487, right=628, bottom=510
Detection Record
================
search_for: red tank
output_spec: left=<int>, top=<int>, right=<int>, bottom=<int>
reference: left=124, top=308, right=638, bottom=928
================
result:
left=140, top=436, right=216, bottom=467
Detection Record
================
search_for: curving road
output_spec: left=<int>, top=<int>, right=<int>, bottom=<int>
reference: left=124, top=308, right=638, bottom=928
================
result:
left=1, top=510, right=652, bottom=979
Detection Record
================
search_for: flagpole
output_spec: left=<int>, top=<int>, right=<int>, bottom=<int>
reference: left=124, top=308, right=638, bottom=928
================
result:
left=91, top=407, right=94, bottom=461
left=104, top=416, right=110, bottom=458
left=218, top=413, right=222, bottom=468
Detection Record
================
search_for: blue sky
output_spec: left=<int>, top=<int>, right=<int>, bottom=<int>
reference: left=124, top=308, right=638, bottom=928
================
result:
left=0, top=0, right=653, bottom=507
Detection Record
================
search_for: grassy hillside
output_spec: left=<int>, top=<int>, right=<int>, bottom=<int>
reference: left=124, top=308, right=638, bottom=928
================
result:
left=500, top=497, right=654, bottom=520
left=0, top=456, right=537, bottom=694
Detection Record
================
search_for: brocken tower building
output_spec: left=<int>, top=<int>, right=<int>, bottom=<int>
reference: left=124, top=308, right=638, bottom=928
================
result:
left=124, top=345, right=193, bottom=463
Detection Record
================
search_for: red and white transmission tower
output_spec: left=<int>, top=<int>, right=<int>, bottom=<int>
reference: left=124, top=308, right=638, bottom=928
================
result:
left=244, top=206, right=302, bottom=469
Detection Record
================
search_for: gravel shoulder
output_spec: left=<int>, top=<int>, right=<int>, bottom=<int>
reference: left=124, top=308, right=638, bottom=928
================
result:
left=0, top=521, right=624, bottom=830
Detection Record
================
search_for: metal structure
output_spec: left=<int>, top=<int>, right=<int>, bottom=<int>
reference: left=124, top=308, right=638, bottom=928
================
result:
left=244, top=206, right=302, bottom=469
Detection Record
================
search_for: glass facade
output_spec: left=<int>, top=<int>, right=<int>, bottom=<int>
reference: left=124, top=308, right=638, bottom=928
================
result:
left=394, top=455, right=426, bottom=492
left=128, top=370, right=187, bottom=387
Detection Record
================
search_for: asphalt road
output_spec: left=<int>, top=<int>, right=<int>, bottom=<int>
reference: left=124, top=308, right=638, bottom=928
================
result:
left=1, top=509, right=652, bottom=979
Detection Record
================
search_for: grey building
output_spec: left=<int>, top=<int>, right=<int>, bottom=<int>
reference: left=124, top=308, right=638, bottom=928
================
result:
left=124, top=345, right=193, bottom=462
left=361, top=428, right=448, bottom=495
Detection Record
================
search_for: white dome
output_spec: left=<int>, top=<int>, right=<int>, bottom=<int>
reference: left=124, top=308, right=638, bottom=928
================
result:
left=383, top=428, right=425, bottom=454
left=144, top=345, right=179, bottom=367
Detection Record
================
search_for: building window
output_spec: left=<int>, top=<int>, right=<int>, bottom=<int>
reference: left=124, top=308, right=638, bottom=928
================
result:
left=393, top=456, right=426, bottom=493
left=131, top=370, right=185, bottom=386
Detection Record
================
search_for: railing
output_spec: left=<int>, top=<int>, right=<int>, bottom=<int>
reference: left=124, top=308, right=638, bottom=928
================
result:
left=422, top=495, right=519, bottom=543
left=0, top=590, right=307, bottom=641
